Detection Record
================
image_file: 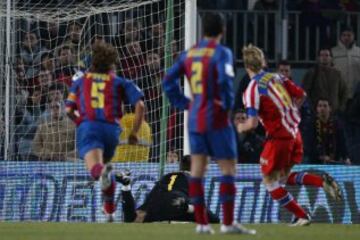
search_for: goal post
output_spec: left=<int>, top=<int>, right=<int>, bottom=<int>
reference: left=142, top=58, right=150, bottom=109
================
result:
left=1, top=0, right=190, bottom=163
left=0, top=0, right=191, bottom=221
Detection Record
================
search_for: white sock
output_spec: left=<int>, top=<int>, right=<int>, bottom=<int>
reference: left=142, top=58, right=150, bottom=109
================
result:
left=187, top=204, right=194, bottom=213
left=121, top=185, right=131, bottom=191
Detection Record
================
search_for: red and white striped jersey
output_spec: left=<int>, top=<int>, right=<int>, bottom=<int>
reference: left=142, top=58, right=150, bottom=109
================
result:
left=243, top=71, right=305, bottom=139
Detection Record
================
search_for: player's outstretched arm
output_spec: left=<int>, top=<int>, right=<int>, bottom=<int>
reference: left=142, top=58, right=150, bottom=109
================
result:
left=128, top=100, right=145, bottom=145
left=65, top=78, right=81, bottom=125
left=162, top=53, right=190, bottom=111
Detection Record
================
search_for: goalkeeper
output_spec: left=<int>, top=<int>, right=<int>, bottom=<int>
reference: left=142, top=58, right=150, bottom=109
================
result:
left=117, top=155, right=219, bottom=223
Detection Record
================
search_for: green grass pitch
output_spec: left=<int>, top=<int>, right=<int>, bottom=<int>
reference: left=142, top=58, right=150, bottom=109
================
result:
left=0, top=223, right=359, bottom=240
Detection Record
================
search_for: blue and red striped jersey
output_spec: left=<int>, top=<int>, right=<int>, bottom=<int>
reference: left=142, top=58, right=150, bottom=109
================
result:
left=65, top=71, right=143, bottom=124
left=163, top=39, right=235, bottom=133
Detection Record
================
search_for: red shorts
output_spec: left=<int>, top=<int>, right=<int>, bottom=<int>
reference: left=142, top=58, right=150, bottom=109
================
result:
left=260, top=132, right=303, bottom=175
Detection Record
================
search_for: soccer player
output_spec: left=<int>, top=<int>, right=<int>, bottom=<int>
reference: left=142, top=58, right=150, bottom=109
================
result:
left=162, top=12, right=255, bottom=234
left=119, top=155, right=220, bottom=223
left=237, top=45, right=342, bottom=226
left=65, top=41, right=145, bottom=221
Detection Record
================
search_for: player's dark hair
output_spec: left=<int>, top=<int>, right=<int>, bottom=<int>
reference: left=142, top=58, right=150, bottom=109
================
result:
left=318, top=47, right=333, bottom=57
left=91, top=42, right=117, bottom=73
left=59, top=45, right=73, bottom=55
left=277, top=59, right=290, bottom=67
left=202, top=12, right=224, bottom=37
left=316, top=97, right=331, bottom=107
left=179, top=155, right=191, bottom=171
left=341, top=25, right=354, bottom=34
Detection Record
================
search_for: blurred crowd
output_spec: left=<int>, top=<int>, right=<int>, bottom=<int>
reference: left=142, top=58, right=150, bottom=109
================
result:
left=0, top=0, right=359, bottom=165
left=3, top=3, right=183, bottom=163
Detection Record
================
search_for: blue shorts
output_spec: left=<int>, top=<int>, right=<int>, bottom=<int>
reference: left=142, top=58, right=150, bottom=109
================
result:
left=189, top=125, right=237, bottom=159
left=77, top=121, right=121, bottom=159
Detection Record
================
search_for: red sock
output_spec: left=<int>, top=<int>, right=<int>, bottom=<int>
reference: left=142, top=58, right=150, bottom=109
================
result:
left=270, top=187, right=307, bottom=219
left=220, top=175, right=235, bottom=226
left=189, top=177, right=208, bottom=225
left=103, top=179, right=116, bottom=214
left=90, top=163, right=103, bottom=180
left=287, top=172, right=323, bottom=187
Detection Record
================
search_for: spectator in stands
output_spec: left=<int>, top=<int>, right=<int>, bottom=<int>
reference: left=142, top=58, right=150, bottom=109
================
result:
left=121, top=19, right=142, bottom=44
left=16, top=88, right=44, bottom=160
left=37, top=69, right=55, bottom=90
left=40, top=52, right=55, bottom=72
left=32, top=101, right=76, bottom=161
left=112, top=106, right=152, bottom=162
left=146, top=22, right=165, bottom=56
left=39, top=21, right=66, bottom=50
left=19, top=31, right=48, bottom=79
left=55, top=45, right=77, bottom=87
left=233, top=110, right=264, bottom=163
left=303, top=98, right=350, bottom=165
left=62, top=21, right=82, bottom=57
left=332, top=26, right=360, bottom=100
left=119, top=41, right=146, bottom=80
left=277, top=59, right=292, bottom=80
left=167, top=149, right=179, bottom=164
left=302, top=47, right=348, bottom=113
left=40, top=83, right=67, bottom=122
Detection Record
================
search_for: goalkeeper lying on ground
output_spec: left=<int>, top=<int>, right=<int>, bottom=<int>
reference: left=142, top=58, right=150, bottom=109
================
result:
left=116, top=155, right=220, bottom=223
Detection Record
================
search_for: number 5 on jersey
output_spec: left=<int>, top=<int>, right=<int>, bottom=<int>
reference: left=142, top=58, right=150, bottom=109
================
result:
left=91, top=82, right=105, bottom=108
left=191, top=62, right=203, bottom=94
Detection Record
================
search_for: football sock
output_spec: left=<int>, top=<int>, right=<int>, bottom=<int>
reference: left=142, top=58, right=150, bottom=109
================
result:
left=270, top=186, right=307, bottom=219
left=121, top=190, right=137, bottom=222
left=189, top=177, right=208, bottom=225
left=90, top=163, right=103, bottom=180
left=287, top=172, right=323, bottom=187
left=219, top=175, right=235, bottom=226
left=103, top=176, right=116, bottom=214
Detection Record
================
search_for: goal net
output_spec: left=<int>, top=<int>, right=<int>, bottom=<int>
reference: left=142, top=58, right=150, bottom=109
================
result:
left=0, top=0, right=186, bottom=222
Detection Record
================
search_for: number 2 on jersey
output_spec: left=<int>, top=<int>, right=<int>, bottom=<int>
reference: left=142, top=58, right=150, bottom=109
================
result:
left=191, top=62, right=203, bottom=94
left=168, top=174, right=178, bottom=191
left=91, top=82, right=106, bottom=108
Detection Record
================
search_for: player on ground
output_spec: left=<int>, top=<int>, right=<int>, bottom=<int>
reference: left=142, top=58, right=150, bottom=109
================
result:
left=162, top=12, right=256, bottom=234
left=237, top=45, right=342, bottom=226
left=119, top=155, right=219, bottom=223
left=65, top=41, right=145, bottom=221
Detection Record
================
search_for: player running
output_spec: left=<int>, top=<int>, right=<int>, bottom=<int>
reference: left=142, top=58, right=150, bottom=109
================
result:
left=162, top=12, right=255, bottom=235
left=65, top=41, right=145, bottom=222
left=237, top=44, right=342, bottom=226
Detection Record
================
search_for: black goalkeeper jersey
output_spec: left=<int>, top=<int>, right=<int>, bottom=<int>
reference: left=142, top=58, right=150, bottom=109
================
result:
left=157, top=171, right=190, bottom=195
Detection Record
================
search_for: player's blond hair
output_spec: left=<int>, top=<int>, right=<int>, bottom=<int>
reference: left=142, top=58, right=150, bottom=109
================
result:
left=242, top=44, right=264, bottom=73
